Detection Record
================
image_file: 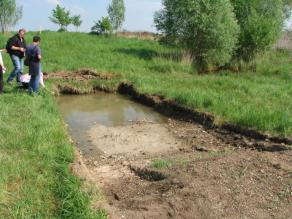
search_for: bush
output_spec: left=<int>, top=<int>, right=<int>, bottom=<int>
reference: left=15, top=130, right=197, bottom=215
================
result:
left=231, top=0, right=284, bottom=62
left=154, top=0, right=239, bottom=72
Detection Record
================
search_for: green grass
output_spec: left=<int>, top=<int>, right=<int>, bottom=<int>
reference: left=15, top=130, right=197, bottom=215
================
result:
left=0, top=31, right=291, bottom=217
left=0, top=88, right=105, bottom=218
left=151, top=159, right=191, bottom=169
left=6, top=31, right=288, bottom=136
left=151, top=159, right=174, bottom=169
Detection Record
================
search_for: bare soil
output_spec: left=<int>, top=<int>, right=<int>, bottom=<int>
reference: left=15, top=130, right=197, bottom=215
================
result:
left=53, top=70, right=291, bottom=218
left=88, top=122, right=178, bottom=155
left=72, top=119, right=292, bottom=219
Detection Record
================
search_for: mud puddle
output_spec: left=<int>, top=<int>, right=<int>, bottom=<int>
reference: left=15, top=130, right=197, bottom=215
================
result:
left=57, top=94, right=291, bottom=219
left=56, top=93, right=168, bottom=156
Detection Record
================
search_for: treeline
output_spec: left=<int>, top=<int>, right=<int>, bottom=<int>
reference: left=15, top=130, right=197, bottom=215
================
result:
left=0, top=0, right=126, bottom=34
left=49, top=0, right=125, bottom=34
left=154, top=0, right=292, bottom=72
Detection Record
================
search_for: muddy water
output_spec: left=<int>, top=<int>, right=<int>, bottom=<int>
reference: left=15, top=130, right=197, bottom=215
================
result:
left=57, top=93, right=168, bottom=156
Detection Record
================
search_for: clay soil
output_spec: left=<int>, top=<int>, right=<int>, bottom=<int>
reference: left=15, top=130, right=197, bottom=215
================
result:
left=72, top=119, right=292, bottom=219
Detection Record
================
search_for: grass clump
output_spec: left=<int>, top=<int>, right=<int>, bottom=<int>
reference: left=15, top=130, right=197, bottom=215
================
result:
left=151, top=159, right=174, bottom=169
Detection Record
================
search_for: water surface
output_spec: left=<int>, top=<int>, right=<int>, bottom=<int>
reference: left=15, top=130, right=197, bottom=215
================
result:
left=57, top=93, right=167, bottom=156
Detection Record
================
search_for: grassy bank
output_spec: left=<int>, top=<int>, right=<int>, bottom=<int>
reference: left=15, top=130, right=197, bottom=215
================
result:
left=0, top=87, right=105, bottom=218
left=7, top=31, right=289, bottom=136
left=0, top=31, right=291, bottom=217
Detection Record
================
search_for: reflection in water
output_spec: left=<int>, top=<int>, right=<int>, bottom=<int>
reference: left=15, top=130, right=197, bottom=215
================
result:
left=56, top=93, right=167, bottom=156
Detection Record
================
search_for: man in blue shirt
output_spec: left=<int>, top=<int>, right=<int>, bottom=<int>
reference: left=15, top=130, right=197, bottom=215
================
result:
left=26, top=36, right=42, bottom=94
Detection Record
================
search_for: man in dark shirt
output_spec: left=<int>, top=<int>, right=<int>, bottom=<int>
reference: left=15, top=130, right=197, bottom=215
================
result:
left=6, top=29, right=26, bottom=84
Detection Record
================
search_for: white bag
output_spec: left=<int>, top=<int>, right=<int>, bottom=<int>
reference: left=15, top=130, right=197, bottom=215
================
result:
left=0, top=51, right=6, bottom=73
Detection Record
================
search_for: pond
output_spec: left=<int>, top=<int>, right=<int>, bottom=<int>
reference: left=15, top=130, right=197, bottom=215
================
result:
left=57, top=93, right=168, bottom=156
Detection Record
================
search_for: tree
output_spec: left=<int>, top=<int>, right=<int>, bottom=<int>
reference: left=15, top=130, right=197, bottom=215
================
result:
left=91, top=17, right=112, bottom=35
left=154, top=0, right=239, bottom=72
left=283, top=0, right=292, bottom=19
left=0, top=0, right=22, bottom=33
left=49, top=5, right=72, bottom=32
left=230, top=0, right=284, bottom=62
left=72, top=15, right=82, bottom=32
left=108, top=0, right=125, bottom=32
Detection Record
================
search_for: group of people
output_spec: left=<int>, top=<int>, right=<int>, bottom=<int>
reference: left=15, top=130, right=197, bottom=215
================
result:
left=0, top=29, right=46, bottom=94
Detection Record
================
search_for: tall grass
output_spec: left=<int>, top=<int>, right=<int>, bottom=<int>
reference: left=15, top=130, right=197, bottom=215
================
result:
left=0, top=88, right=105, bottom=218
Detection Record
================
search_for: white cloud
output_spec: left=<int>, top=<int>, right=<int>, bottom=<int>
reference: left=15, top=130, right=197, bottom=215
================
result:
left=67, top=5, right=86, bottom=15
left=47, top=0, right=60, bottom=5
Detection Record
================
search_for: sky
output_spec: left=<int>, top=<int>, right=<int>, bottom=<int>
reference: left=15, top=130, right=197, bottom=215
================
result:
left=15, top=0, right=162, bottom=32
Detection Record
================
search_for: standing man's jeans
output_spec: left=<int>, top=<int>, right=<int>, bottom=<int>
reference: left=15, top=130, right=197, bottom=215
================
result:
left=29, top=73, right=40, bottom=94
left=29, top=64, right=41, bottom=94
left=7, top=55, right=23, bottom=83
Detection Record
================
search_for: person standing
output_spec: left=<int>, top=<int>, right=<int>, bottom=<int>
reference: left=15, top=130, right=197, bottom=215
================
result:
left=26, top=36, right=42, bottom=94
left=6, top=29, right=26, bottom=84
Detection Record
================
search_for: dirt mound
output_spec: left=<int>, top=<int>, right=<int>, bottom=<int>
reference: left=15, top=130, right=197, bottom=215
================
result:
left=50, top=69, right=115, bottom=81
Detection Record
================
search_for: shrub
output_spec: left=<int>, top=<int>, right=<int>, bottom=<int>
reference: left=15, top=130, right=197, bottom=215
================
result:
left=231, top=0, right=284, bottom=62
left=154, top=0, right=240, bottom=72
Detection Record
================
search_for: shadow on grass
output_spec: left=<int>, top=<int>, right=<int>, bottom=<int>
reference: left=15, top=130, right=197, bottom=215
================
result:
left=115, top=48, right=159, bottom=60
left=115, top=48, right=192, bottom=63
left=2, top=85, right=28, bottom=94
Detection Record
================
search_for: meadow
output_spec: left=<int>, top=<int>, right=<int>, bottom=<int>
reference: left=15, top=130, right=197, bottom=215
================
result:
left=24, top=31, right=292, bottom=136
left=0, top=31, right=291, bottom=218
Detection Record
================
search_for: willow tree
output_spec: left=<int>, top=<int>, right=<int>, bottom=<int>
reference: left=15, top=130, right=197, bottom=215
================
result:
left=154, top=0, right=240, bottom=72
left=231, top=0, right=284, bottom=62
left=283, top=0, right=292, bottom=19
left=108, top=0, right=125, bottom=32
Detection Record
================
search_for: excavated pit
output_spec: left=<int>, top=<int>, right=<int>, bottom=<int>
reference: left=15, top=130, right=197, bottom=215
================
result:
left=54, top=70, right=291, bottom=219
